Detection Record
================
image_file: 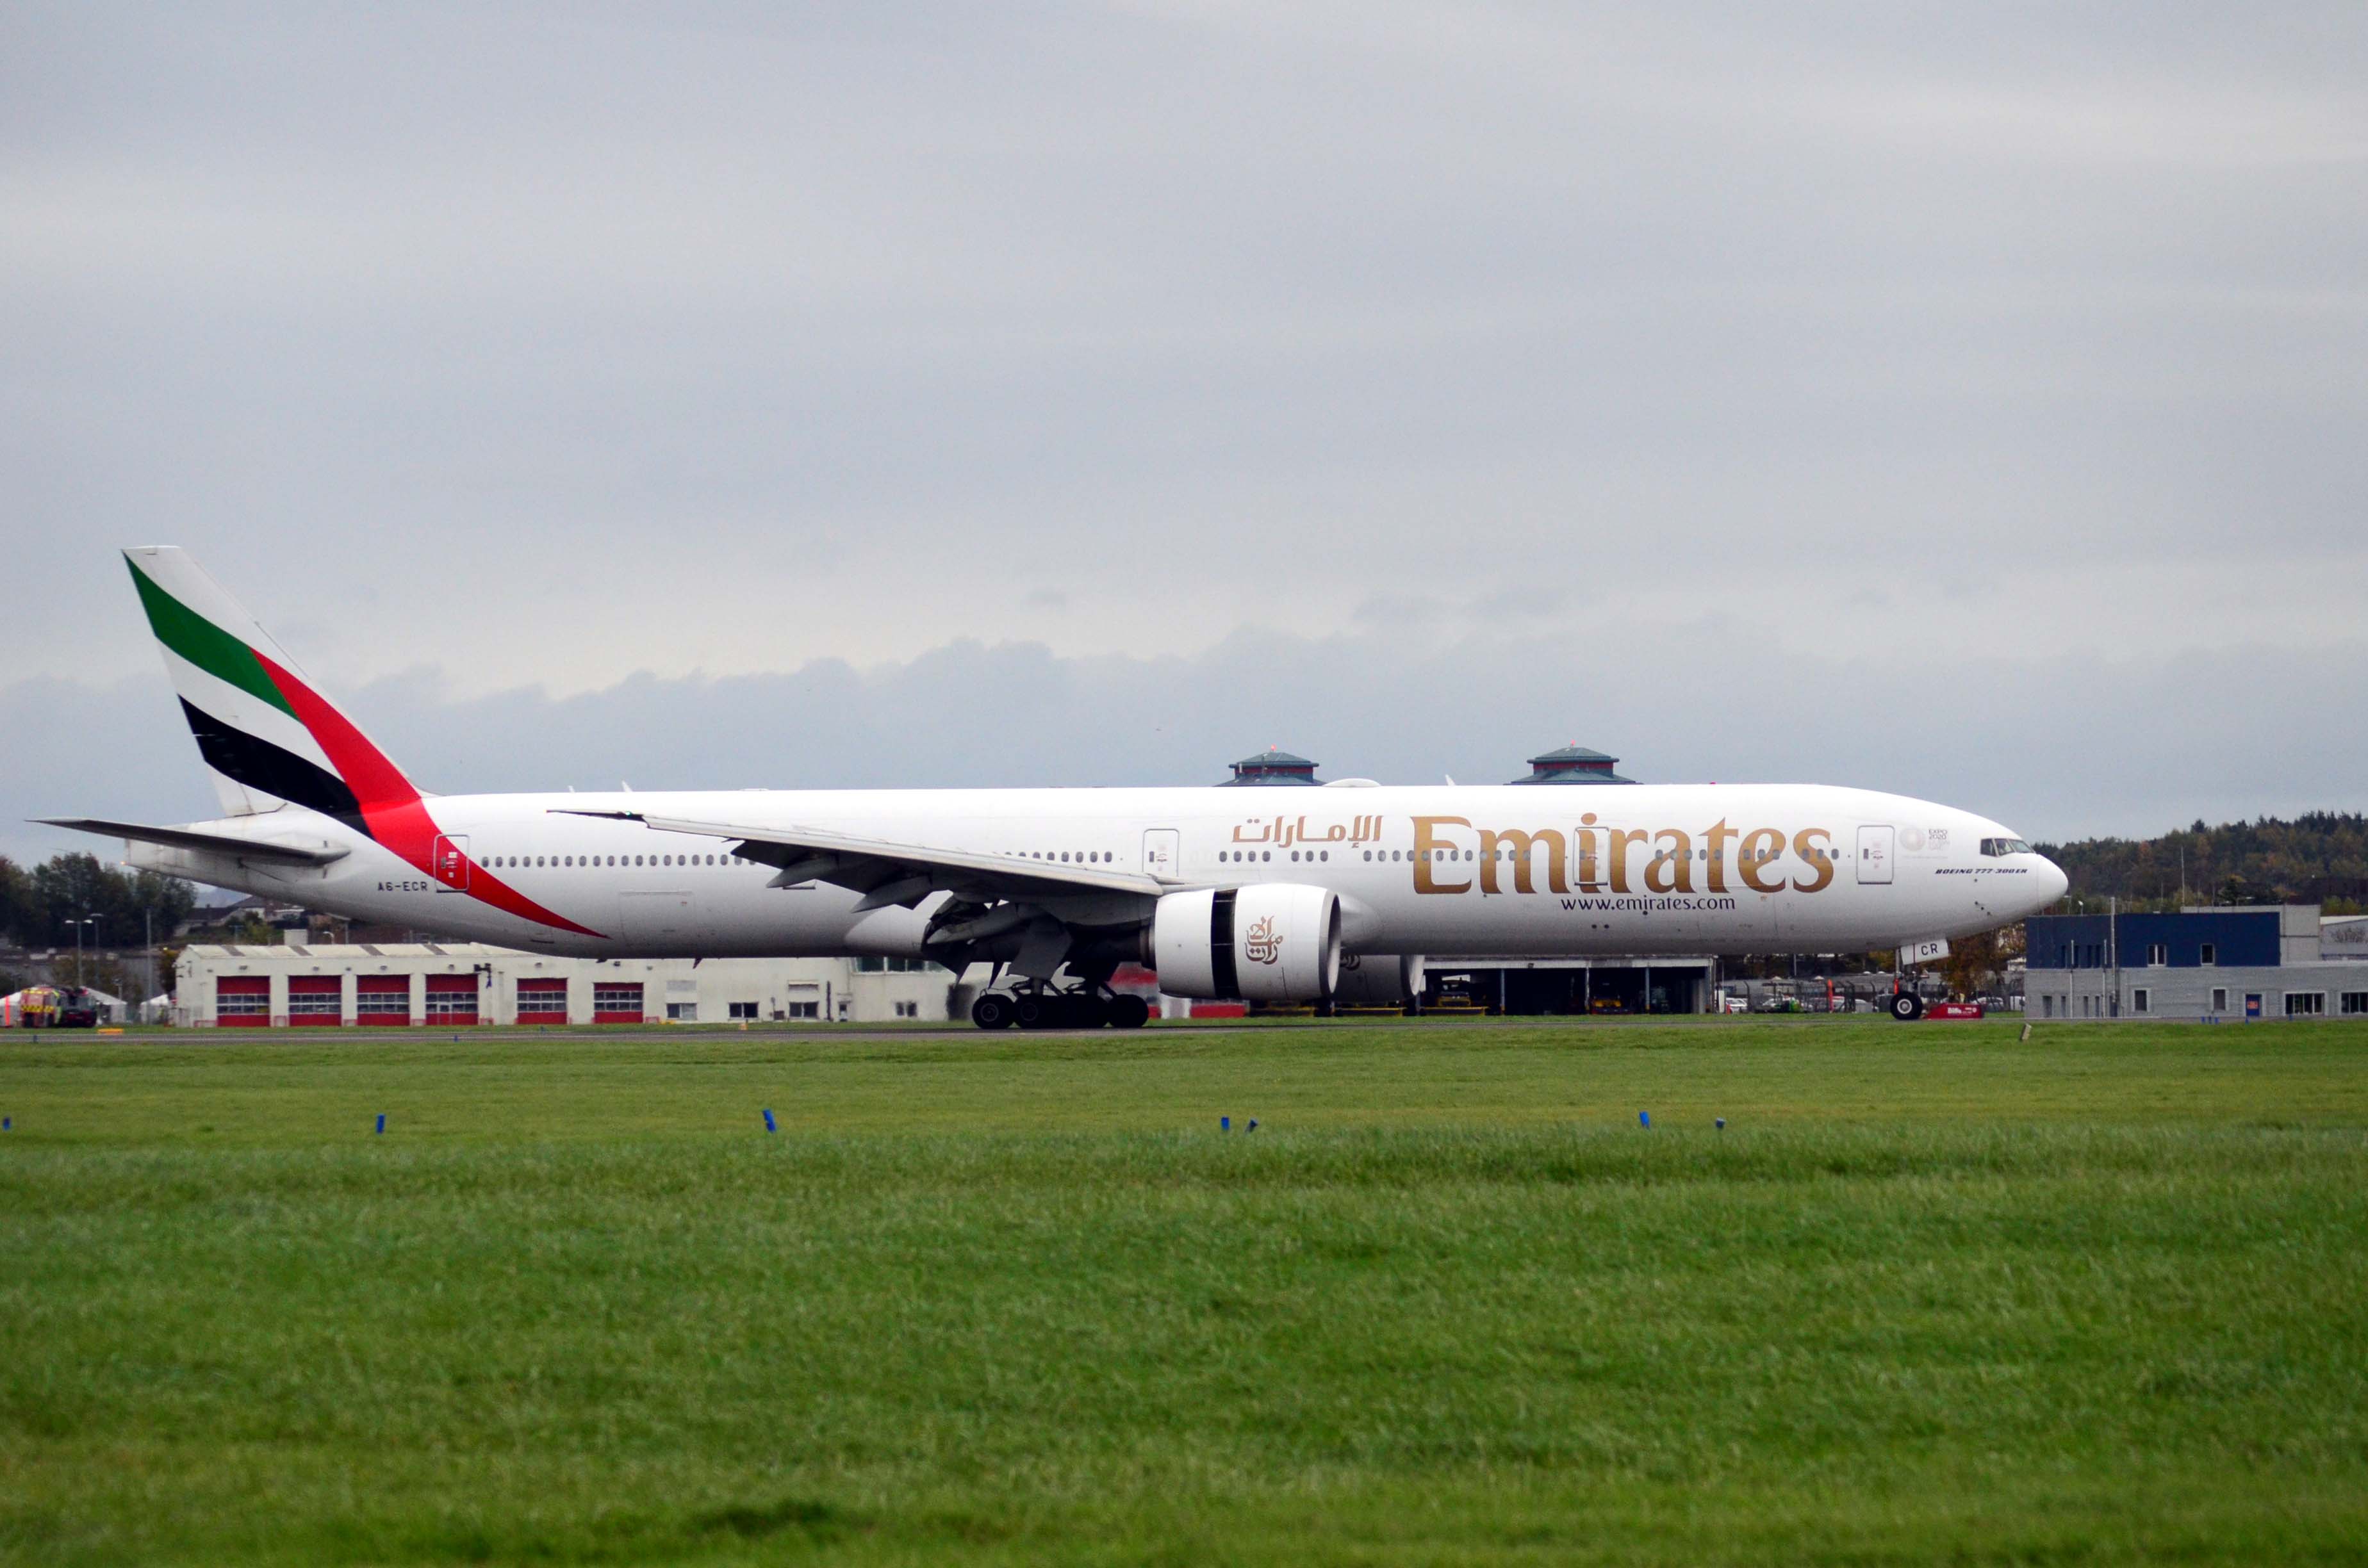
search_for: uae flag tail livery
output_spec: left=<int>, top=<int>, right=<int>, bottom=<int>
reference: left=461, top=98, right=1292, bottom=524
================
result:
left=120, top=546, right=598, bottom=937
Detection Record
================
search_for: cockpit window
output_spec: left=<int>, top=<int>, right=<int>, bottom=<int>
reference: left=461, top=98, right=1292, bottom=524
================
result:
left=1980, top=837, right=2034, bottom=857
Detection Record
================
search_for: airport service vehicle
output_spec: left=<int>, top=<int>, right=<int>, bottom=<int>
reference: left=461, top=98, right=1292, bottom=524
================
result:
left=44, top=549, right=2069, bottom=1029
left=5, top=986, right=100, bottom=1029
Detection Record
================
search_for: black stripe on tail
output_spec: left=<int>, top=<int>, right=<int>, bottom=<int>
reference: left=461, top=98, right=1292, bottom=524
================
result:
left=179, top=698, right=368, bottom=832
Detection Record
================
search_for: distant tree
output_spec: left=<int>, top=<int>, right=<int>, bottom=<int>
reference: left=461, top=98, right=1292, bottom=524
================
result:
left=2038, top=814, right=2368, bottom=910
left=0, top=856, right=31, bottom=944
left=18, top=854, right=199, bottom=947
left=1941, top=924, right=2022, bottom=1000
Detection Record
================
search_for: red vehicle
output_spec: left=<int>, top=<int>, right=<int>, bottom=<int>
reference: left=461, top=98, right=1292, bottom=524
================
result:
left=8, top=985, right=103, bottom=1029
left=1889, top=988, right=1987, bottom=1022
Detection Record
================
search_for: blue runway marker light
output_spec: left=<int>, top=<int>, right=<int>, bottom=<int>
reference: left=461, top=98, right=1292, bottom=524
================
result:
left=1639, top=1111, right=1650, bottom=1128
left=1221, top=1116, right=1230, bottom=1132
left=3, top=1116, right=10, bottom=1131
left=374, top=1113, right=385, bottom=1134
left=1246, top=1118, right=1258, bottom=1132
left=1715, top=1117, right=1726, bottom=1131
left=762, top=1108, right=777, bottom=1133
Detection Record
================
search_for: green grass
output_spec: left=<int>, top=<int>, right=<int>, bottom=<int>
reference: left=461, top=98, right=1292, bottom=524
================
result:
left=3, top=1017, right=2366, bottom=1564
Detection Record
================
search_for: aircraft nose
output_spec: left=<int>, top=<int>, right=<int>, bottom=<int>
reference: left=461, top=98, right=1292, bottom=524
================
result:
left=2034, top=854, right=2069, bottom=909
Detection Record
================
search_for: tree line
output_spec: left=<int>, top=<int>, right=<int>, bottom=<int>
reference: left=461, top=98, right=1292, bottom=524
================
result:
left=2036, top=812, right=2368, bottom=912
left=0, top=853, right=199, bottom=950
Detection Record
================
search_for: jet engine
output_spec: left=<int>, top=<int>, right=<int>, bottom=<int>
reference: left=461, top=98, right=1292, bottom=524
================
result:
left=1151, top=884, right=1341, bottom=1002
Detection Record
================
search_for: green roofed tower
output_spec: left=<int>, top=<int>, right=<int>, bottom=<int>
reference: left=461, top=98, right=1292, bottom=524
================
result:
left=1507, top=744, right=1635, bottom=785
left=1217, top=748, right=1320, bottom=787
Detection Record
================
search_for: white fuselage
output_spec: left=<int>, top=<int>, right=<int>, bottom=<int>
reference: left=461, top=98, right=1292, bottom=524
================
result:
left=127, top=782, right=2066, bottom=963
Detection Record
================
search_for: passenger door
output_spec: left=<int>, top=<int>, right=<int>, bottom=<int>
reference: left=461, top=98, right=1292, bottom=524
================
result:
left=1142, top=828, right=1180, bottom=879
left=430, top=834, right=470, bottom=892
left=1855, top=824, right=1893, bottom=886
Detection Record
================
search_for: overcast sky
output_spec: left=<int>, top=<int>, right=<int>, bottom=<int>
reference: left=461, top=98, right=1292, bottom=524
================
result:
left=5, top=1, right=2364, bottom=863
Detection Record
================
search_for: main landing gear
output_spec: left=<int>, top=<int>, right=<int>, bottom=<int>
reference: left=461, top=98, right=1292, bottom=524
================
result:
left=1888, top=988, right=1925, bottom=1022
left=971, top=984, right=1151, bottom=1031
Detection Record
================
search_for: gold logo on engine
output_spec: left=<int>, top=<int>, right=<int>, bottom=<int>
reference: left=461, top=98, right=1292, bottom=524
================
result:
left=1242, top=915, right=1282, bottom=965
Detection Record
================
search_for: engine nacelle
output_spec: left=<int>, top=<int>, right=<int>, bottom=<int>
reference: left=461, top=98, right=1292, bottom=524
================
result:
left=1152, top=883, right=1342, bottom=1002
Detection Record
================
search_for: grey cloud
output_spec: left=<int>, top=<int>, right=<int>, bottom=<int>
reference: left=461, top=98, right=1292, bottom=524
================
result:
left=3, top=3, right=2364, bottom=828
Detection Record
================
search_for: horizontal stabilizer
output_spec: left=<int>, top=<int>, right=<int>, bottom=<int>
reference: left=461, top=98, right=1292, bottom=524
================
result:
left=34, top=817, right=351, bottom=866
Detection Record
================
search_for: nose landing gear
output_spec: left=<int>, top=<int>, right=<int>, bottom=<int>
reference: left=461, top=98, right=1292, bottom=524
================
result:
left=971, top=984, right=1151, bottom=1031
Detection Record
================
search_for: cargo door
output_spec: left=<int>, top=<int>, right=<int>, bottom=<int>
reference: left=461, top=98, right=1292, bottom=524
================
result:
left=618, top=890, right=705, bottom=949
left=1855, top=824, right=1894, bottom=886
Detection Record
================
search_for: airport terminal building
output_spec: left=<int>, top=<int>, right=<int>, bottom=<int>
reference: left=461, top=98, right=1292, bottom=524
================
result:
left=2024, top=906, right=2367, bottom=1020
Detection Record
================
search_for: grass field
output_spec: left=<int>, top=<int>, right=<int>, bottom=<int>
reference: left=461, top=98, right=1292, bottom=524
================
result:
left=3, top=1017, right=2366, bottom=1565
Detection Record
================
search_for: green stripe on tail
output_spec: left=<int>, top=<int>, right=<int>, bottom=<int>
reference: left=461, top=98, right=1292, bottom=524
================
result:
left=125, top=557, right=296, bottom=718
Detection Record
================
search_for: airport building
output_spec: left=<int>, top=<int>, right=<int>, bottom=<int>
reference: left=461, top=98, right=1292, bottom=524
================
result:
left=170, top=943, right=958, bottom=1027
left=2024, top=906, right=2368, bottom=1020
left=1398, top=955, right=1711, bottom=1015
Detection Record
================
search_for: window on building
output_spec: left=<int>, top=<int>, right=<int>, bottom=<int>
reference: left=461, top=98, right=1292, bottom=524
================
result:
left=2132, top=988, right=2150, bottom=1014
left=356, top=981, right=408, bottom=1017
left=2199, top=943, right=2216, bottom=966
left=517, top=980, right=567, bottom=1017
left=2285, top=993, right=2325, bottom=1017
left=215, top=984, right=268, bottom=1017
left=785, top=1000, right=819, bottom=1019
left=2148, top=943, right=2166, bottom=967
left=894, top=1000, right=918, bottom=1018
left=593, top=983, right=645, bottom=1020
left=855, top=956, right=885, bottom=973
left=2212, top=988, right=2228, bottom=1013
left=287, top=989, right=340, bottom=1016
left=2341, top=993, right=2367, bottom=1017
left=666, top=1002, right=698, bottom=1022
left=2042, top=995, right=2054, bottom=1017
left=425, top=981, right=478, bottom=1019
left=728, top=1001, right=759, bottom=1020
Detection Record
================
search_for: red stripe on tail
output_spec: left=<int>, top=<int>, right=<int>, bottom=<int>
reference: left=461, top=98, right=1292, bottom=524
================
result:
left=255, top=653, right=605, bottom=939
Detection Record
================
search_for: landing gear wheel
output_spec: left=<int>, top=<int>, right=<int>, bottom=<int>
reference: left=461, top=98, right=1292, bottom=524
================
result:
left=1110, top=994, right=1151, bottom=1030
left=971, top=993, right=1014, bottom=1031
left=1889, top=990, right=1925, bottom=1022
left=1075, top=994, right=1112, bottom=1029
left=1013, top=993, right=1049, bottom=1030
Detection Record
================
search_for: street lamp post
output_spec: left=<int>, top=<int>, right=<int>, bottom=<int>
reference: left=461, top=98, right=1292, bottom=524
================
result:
left=68, top=914, right=99, bottom=988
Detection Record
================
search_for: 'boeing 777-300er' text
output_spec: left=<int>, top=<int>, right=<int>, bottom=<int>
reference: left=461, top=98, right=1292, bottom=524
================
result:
left=45, top=548, right=2067, bottom=1027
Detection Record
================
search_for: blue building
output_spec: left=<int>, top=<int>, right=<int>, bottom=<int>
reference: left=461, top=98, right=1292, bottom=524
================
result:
left=2024, top=905, right=2367, bottom=1020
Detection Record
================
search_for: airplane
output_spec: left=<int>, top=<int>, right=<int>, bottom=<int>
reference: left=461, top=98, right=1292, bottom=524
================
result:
left=42, top=547, right=2068, bottom=1027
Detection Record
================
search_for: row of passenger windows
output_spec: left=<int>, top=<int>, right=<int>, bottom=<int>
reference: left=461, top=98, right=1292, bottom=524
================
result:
left=489, top=853, right=757, bottom=869
left=1345, top=845, right=1821, bottom=863
left=477, top=842, right=1830, bottom=873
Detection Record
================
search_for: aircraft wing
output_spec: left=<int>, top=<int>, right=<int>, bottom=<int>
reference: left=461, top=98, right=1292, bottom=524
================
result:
left=554, top=810, right=1173, bottom=910
left=34, top=817, right=351, bottom=866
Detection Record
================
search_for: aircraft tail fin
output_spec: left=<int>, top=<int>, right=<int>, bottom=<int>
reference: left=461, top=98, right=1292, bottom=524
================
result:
left=122, top=546, right=422, bottom=826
